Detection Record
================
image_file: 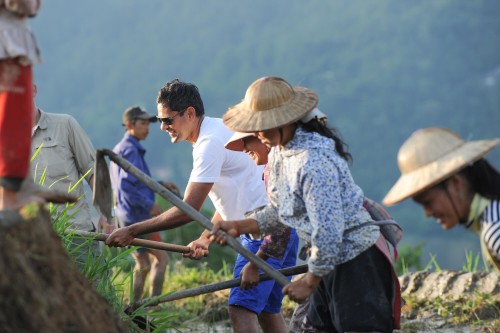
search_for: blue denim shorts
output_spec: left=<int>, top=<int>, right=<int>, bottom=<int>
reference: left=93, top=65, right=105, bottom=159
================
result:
left=228, top=231, right=299, bottom=314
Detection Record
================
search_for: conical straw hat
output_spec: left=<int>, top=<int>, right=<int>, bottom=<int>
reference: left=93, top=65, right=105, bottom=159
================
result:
left=383, top=128, right=500, bottom=206
left=224, top=131, right=253, bottom=152
left=223, top=76, right=318, bottom=132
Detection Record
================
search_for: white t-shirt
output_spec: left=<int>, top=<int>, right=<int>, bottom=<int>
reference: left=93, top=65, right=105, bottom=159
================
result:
left=190, top=117, right=267, bottom=220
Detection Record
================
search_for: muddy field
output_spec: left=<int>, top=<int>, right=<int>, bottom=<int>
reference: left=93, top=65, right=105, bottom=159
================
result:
left=1, top=204, right=498, bottom=333
left=168, top=270, right=500, bottom=333
left=396, top=271, right=499, bottom=333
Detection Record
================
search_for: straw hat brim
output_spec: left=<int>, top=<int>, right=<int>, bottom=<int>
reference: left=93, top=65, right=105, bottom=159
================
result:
left=224, top=132, right=254, bottom=152
left=223, top=87, right=318, bottom=132
left=382, top=138, right=500, bottom=206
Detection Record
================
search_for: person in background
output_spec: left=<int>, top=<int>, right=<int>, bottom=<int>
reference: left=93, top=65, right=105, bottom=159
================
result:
left=110, top=106, right=178, bottom=303
left=383, top=127, right=500, bottom=270
left=210, top=76, right=400, bottom=333
left=105, top=79, right=291, bottom=333
left=31, top=84, right=109, bottom=268
left=223, top=131, right=299, bottom=332
left=0, top=0, right=73, bottom=209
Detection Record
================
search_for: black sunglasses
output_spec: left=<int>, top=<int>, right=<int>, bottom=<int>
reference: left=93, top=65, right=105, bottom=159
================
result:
left=157, top=109, right=186, bottom=126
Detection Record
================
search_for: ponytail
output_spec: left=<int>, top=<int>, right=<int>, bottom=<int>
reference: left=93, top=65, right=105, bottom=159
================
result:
left=301, top=119, right=352, bottom=163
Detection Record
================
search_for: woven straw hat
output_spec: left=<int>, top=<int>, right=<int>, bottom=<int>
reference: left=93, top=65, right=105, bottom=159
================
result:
left=223, top=76, right=318, bottom=132
left=225, top=132, right=253, bottom=152
left=383, top=128, right=500, bottom=206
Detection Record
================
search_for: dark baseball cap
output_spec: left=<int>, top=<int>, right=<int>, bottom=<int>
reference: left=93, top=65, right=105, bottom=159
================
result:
left=122, top=106, right=158, bottom=125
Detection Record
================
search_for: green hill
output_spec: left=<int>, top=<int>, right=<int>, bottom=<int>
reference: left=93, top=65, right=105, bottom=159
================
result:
left=31, top=0, right=500, bottom=269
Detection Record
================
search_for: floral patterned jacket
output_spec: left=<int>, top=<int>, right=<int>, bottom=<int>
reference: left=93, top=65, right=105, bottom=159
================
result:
left=249, top=126, right=380, bottom=276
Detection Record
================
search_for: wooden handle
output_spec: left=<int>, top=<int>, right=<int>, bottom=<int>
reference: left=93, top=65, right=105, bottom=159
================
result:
left=63, top=230, right=190, bottom=253
left=101, top=148, right=290, bottom=287
left=137, top=264, right=308, bottom=308
left=129, top=238, right=190, bottom=253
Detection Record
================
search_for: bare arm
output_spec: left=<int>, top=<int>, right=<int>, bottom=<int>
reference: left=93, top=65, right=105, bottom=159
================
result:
left=240, top=249, right=269, bottom=290
left=128, top=181, right=213, bottom=235
left=198, top=210, right=223, bottom=240
left=209, top=218, right=260, bottom=244
left=105, top=182, right=213, bottom=247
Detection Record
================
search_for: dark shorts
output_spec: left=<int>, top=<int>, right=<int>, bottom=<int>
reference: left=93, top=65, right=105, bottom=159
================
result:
left=228, top=231, right=299, bottom=314
left=307, top=245, right=394, bottom=333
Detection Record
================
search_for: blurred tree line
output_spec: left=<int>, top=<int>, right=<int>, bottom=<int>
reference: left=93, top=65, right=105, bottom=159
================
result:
left=32, top=0, right=500, bottom=270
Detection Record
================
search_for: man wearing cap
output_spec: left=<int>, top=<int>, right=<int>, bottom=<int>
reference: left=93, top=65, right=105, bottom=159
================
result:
left=110, top=106, right=179, bottom=303
left=383, top=127, right=500, bottom=271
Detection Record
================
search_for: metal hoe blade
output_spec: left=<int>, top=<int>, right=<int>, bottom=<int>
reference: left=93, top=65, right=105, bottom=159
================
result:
left=92, top=149, right=113, bottom=222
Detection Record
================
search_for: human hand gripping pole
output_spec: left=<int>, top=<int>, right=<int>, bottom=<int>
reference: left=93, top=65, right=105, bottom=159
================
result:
left=63, top=229, right=190, bottom=253
left=93, top=148, right=290, bottom=287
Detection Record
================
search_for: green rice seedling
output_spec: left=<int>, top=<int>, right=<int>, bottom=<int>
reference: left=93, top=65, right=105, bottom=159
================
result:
left=424, top=253, right=441, bottom=272
left=33, top=157, right=241, bottom=331
left=127, top=301, right=182, bottom=333
left=462, top=249, right=482, bottom=273
left=55, top=211, right=181, bottom=332
left=30, top=144, right=43, bottom=162
left=134, top=260, right=234, bottom=327
left=402, top=291, right=499, bottom=328
left=394, top=243, right=425, bottom=274
left=399, top=257, right=409, bottom=275
left=486, top=318, right=500, bottom=333
left=33, top=163, right=179, bottom=332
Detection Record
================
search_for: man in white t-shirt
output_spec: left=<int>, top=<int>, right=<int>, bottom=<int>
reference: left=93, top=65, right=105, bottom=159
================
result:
left=106, top=79, right=266, bottom=239
left=107, top=80, right=293, bottom=333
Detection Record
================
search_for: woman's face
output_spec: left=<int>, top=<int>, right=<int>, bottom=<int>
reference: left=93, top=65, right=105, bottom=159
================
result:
left=242, top=136, right=268, bottom=165
left=412, top=175, right=472, bottom=230
left=255, top=129, right=281, bottom=148
left=413, top=187, right=461, bottom=229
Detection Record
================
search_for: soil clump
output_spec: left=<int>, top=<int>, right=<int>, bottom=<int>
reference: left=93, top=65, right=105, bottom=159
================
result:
left=0, top=203, right=129, bottom=333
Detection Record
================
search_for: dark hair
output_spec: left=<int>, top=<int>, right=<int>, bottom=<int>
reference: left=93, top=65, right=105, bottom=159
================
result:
left=458, top=159, right=500, bottom=199
left=156, top=79, right=205, bottom=117
left=301, top=119, right=352, bottom=163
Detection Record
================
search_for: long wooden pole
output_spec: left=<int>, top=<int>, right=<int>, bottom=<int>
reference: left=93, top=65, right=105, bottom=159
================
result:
left=63, top=229, right=190, bottom=253
left=137, top=264, right=308, bottom=308
left=98, top=149, right=290, bottom=287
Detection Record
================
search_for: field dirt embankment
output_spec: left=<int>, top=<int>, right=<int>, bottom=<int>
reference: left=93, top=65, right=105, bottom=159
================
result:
left=397, top=270, right=500, bottom=333
left=0, top=204, right=128, bottom=333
